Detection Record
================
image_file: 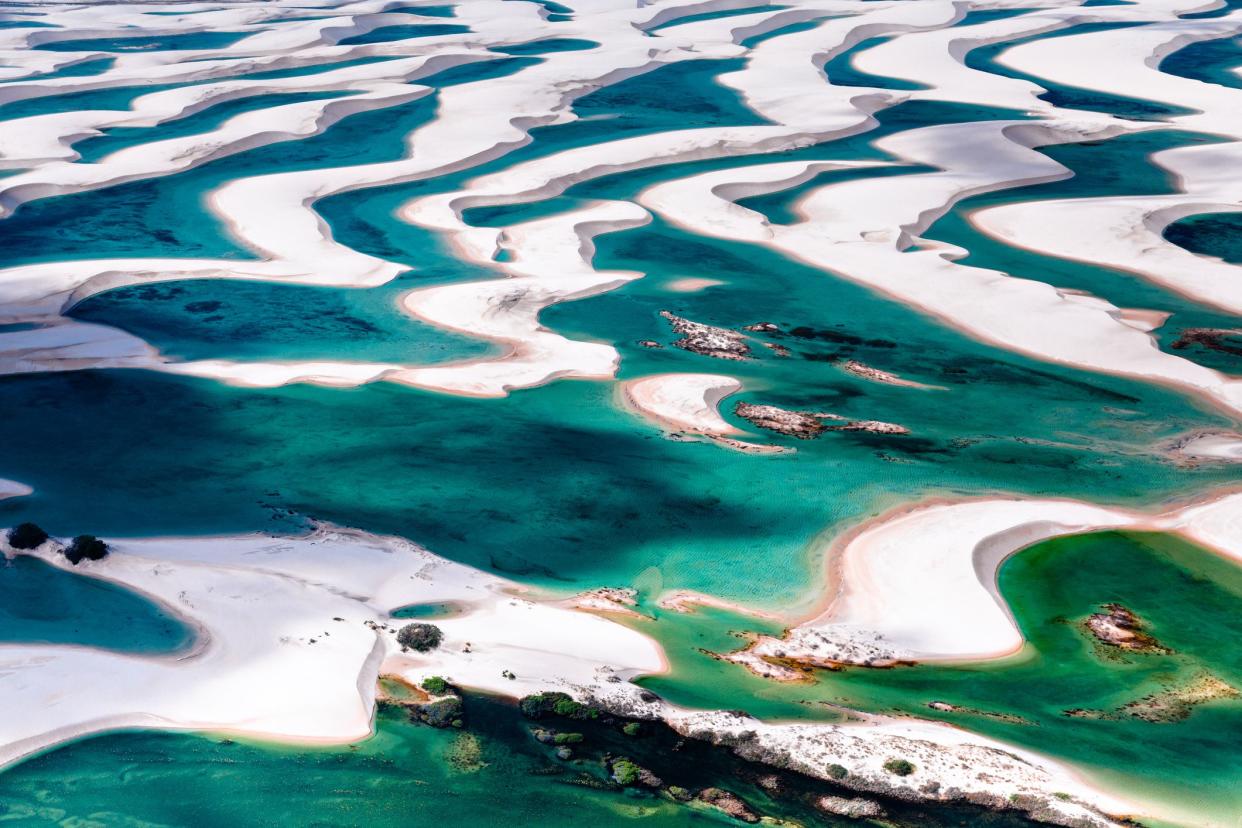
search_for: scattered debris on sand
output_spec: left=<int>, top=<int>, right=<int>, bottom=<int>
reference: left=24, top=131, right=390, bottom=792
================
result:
left=733, top=401, right=909, bottom=439
left=562, top=587, right=643, bottom=617
left=927, top=701, right=1031, bottom=725
left=829, top=419, right=910, bottom=435
left=815, top=795, right=886, bottom=819
left=842, top=360, right=943, bottom=389
left=1162, top=429, right=1242, bottom=465
left=660, top=311, right=751, bottom=360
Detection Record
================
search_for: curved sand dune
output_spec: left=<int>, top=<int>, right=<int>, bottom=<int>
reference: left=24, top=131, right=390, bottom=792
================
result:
left=967, top=15, right=1242, bottom=314
left=620, top=372, right=743, bottom=436
left=2, top=0, right=1234, bottom=416
left=638, top=120, right=1242, bottom=417
left=737, top=488, right=1242, bottom=667
left=1, top=4, right=1238, bottom=825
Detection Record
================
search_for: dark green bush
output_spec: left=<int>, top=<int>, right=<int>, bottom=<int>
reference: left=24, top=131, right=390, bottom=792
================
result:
left=520, top=692, right=566, bottom=719
left=397, top=623, right=443, bottom=652
left=7, top=522, right=48, bottom=550
left=64, top=535, right=108, bottom=565
left=519, top=692, right=599, bottom=720
left=622, top=722, right=641, bottom=737
left=883, top=758, right=915, bottom=777
left=826, top=763, right=848, bottom=780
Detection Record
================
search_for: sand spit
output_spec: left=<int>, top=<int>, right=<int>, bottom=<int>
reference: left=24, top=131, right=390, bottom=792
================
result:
left=656, top=708, right=1135, bottom=828
left=1163, top=428, right=1242, bottom=463
left=0, top=478, right=31, bottom=501
left=734, top=488, right=1242, bottom=669
left=0, top=523, right=665, bottom=769
left=621, top=373, right=743, bottom=437
left=620, top=372, right=791, bottom=453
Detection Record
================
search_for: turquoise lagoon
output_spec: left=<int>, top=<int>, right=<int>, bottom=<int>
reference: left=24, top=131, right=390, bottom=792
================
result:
left=0, top=554, right=191, bottom=652
left=0, top=9, right=1240, bottom=827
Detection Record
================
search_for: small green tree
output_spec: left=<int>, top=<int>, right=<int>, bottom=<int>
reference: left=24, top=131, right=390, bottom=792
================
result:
left=7, top=523, right=48, bottom=550
left=64, top=535, right=108, bottom=565
left=826, top=763, right=848, bottom=780
left=421, top=676, right=452, bottom=695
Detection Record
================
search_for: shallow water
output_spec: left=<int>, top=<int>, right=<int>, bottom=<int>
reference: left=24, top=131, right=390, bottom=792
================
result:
left=0, top=554, right=192, bottom=652
left=34, top=31, right=254, bottom=53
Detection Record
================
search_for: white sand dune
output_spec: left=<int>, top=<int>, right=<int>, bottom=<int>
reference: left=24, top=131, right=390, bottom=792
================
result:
left=1, top=0, right=1235, bottom=418
left=0, top=524, right=665, bottom=768
left=968, top=14, right=1242, bottom=313
left=638, top=120, right=1242, bottom=417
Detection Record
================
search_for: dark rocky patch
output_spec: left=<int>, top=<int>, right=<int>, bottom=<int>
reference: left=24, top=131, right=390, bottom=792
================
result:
left=659, top=311, right=751, bottom=360
left=734, top=402, right=829, bottom=438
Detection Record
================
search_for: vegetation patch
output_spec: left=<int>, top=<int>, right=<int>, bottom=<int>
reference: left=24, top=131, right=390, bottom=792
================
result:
left=883, top=758, right=915, bottom=777
left=63, top=535, right=109, bottom=565
left=397, top=622, right=443, bottom=652
left=6, top=522, right=48, bottom=550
